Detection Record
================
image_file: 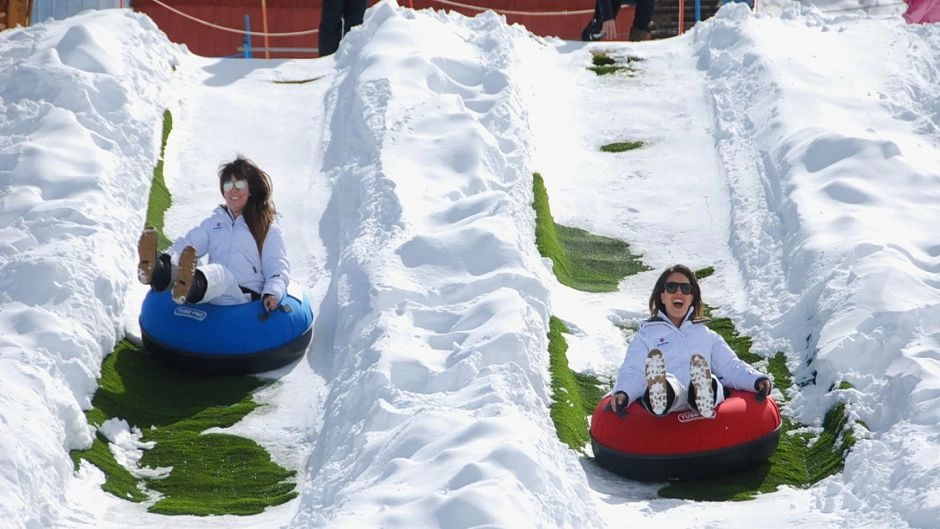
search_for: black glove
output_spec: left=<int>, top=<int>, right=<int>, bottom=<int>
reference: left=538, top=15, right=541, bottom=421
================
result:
left=754, top=377, right=772, bottom=401
left=609, top=391, right=628, bottom=416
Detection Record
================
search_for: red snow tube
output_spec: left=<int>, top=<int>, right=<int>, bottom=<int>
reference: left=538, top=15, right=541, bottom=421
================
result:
left=590, top=390, right=782, bottom=481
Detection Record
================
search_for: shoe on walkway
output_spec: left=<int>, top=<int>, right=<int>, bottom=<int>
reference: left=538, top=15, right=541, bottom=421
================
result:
left=645, top=348, right=668, bottom=415
left=690, top=354, right=715, bottom=418
left=172, top=246, right=198, bottom=305
left=629, top=26, right=652, bottom=41
left=137, top=227, right=158, bottom=285
left=581, top=18, right=604, bottom=41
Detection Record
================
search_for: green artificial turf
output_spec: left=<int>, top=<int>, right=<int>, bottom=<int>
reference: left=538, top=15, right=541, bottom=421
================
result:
left=272, top=77, right=322, bottom=84
left=72, top=340, right=298, bottom=515
left=589, top=64, right=624, bottom=76
left=534, top=171, right=644, bottom=450
left=70, top=430, right=149, bottom=502
left=532, top=172, right=649, bottom=292
left=548, top=317, right=608, bottom=452
left=588, top=53, right=624, bottom=75
left=588, top=52, right=641, bottom=76
left=600, top=141, right=645, bottom=153
left=695, top=266, right=715, bottom=279
left=147, top=109, right=173, bottom=250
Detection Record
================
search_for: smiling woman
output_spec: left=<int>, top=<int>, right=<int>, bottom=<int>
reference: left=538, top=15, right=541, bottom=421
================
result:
left=609, top=264, right=772, bottom=419
left=135, top=156, right=312, bottom=374
left=137, top=156, right=289, bottom=311
left=589, top=264, right=779, bottom=481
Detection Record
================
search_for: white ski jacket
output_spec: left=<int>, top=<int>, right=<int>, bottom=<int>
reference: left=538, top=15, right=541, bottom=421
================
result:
left=613, top=310, right=766, bottom=406
left=170, top=205, right=290, bottom=302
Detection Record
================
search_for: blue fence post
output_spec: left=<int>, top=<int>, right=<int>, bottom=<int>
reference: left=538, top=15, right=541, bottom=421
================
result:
left=243, top=15, right=252, bottom=58
left=696, top=0, right=702, bottom=22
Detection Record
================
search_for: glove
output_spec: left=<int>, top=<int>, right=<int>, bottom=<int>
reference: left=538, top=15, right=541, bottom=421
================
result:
left=754, top=377, right=772, bottom=401
left=610, top=391, right=629, bottom=416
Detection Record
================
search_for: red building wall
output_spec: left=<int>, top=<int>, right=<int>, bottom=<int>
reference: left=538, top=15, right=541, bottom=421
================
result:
left=133, top=0, right=317, bottom=58
left=132, top=0, right=635, bottom=58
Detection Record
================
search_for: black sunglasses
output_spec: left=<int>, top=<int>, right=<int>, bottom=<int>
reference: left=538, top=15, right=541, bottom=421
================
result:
left=664, top=281, right=692, bottom=295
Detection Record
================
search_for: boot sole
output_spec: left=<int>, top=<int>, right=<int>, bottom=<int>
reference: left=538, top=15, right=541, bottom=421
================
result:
left=137, top=228, right=158, bottom=285
left=645, top=349, right=668, bottom=415
left=172, top=246, right=197, bottom=305
left=690, top=354, right=715, bottom=418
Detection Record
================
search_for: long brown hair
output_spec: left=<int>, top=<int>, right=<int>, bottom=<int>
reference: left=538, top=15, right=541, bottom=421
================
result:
left=218, top=156, right=276, bottom=254
left=648, top=264, right=705, bottom=321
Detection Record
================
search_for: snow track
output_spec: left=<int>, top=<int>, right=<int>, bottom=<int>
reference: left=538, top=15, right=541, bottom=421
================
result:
left=4, top=4, right=940, bottom=529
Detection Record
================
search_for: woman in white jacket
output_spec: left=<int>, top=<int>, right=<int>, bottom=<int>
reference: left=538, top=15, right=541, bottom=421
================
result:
left=137, top=156, right=289, bottom=312
left=611, top=264, right=771, bottom=418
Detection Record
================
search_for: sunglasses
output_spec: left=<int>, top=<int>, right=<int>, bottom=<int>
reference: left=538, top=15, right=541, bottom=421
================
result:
left=222, top=179, right=248, bottom=192
left=664, top=281, right=692, bottom=295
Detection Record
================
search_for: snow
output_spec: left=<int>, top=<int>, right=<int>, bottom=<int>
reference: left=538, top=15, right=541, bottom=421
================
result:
left=0, top=1, right=938, bottom=528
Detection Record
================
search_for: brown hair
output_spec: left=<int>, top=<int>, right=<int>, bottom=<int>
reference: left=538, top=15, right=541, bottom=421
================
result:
left=218, top=156, right=276, bottom=254
left=648, top=264, right=705, bottom=321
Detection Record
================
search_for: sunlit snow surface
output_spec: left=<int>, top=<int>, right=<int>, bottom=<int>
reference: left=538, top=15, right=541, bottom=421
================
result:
left=1, top=2, right=938, bottom=528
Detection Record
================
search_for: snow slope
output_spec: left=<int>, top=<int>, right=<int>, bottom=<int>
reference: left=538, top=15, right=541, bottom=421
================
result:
left=0, top=2, right=938, bottom=528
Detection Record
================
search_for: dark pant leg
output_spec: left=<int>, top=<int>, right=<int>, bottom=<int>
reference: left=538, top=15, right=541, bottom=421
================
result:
left=633, top=0, right=655, bottom=30
left=583, top=0, right=620, bottom=40
left=594, top=0, right=621, bottom=21
left=319, top=0, right=345, bottom=56
left=343, top=0, right=368, bottom=33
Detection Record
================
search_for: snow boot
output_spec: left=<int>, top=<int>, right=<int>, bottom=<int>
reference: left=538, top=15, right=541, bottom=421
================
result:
left=581, top=18, right=604, bottom=41
left=644, top=348, right=669, bottom=416
left=690, top=354, right=716, bottom=418
left=172, top=246, right=207, bottom=305
left=137, top=227, right=158, bottom=285
left=629, top=26, right=652, bottom=41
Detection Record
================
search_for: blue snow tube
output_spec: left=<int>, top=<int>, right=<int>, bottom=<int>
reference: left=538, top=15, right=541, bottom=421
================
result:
left=139, top=289, right=313, bottom=375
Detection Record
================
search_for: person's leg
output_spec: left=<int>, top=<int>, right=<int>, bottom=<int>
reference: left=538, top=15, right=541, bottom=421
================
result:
left=172, top=245, right=202, bottom=304
left=688, top=375, right=725, bottom=413
left=342, top=0, right=368, bottom=34
left=319, top=0, right=345, bottom=56
left=137, top=227, right=159, bottom=285
left=150, top=254, right=172, bottom=291
left=195, top=262, right=250, bottom=305
left=689, top=354, right=723, bottom=417
left=581, top=0, right=606, bottom=40
left=631, top=0, right=655, bottom=40
left=643, top=349, right=674, bottom=415
left=610, top=0, right=622, bottom=20
left=138, top=230, right=173, bottom=292
left=642, top=373, right=683, bottom=415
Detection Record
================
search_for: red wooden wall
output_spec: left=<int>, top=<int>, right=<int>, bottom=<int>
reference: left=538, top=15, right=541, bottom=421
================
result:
left=133, top=0, right=318, bottom=58
left=132, top=0, right=635, bottom=58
